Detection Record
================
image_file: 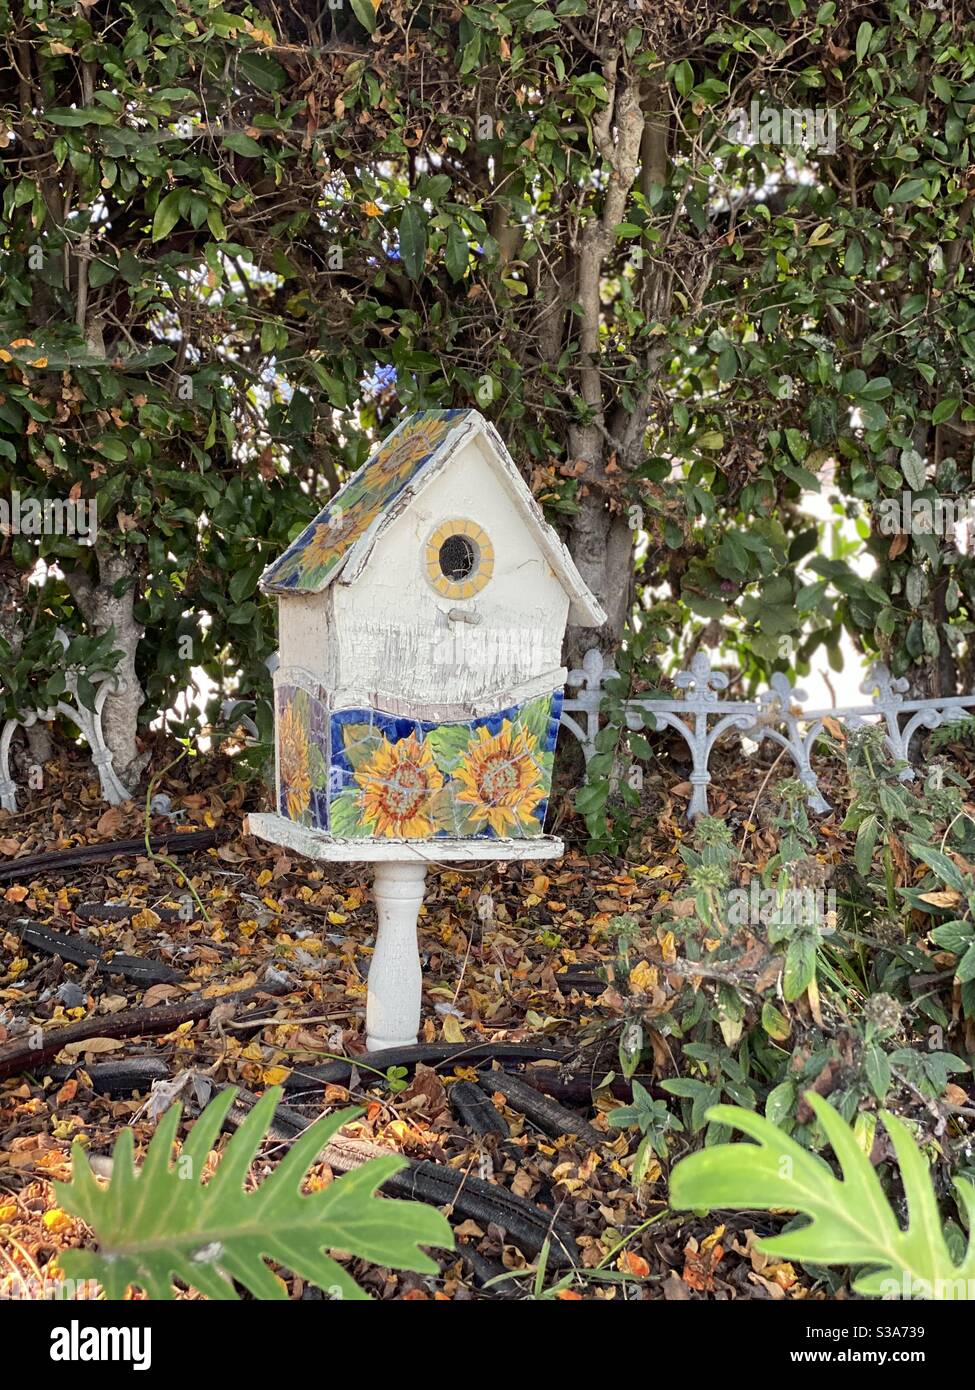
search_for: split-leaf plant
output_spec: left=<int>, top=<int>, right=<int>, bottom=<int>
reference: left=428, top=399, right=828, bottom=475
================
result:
left=55, top=1086, right=453, bottom=1300
left=670, top=1091, right=975, bottom=1300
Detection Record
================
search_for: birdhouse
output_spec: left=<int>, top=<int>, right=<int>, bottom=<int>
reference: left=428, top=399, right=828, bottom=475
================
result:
left=245, top=408, right=604, bottom=1049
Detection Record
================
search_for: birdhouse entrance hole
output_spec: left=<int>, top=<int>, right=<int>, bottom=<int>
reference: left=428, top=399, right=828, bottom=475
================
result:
left=439, top=533, right=477, bottom=580
left=425, top=518, right=494, bottom=599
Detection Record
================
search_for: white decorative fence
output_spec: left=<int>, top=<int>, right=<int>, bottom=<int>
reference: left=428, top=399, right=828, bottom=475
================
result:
left=0, top=639, right=130, bottom=812
left=2, top=642, right=971, bottom=822
left=562, top=649, right=975, bottom=820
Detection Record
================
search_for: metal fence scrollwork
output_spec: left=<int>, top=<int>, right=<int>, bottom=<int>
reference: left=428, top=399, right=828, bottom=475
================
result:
left=0, top=632, right=131, bottom=813
left=562, top=649, right=975, bottom=822
left=2, top=642, right=972, bottom=820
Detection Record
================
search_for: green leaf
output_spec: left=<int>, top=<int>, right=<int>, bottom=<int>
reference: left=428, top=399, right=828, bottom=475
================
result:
left=899, top=448, right=926, bottom=490
left=670, top=1092, right=975, bottom=1299
left=761, top=1000, right=791, bottom=1041
left=957, top=942, right=975, bottom=985
left=223, top=132, right=264, bottom=158
left=46, top=107, right=115, bottom=127
left=95, top=437, right=128, bottom=462
left=908, top=840, right=966, bottom=892
left=633, top=1134, right=656, bottom=1184
left=844, top=239, right=864, bottom=275
left=865, top=1044, right=891, bottom=1102
left=716, top=343, right=737, bottom=382
left=932, top=398, right=960, bottom=425
left=891, top=178, right=927, bottom=205
left=206, top=206, right=227, bottom=241
left=444, top=221, right=469, bottom=282
left=673, top=60, right=694, bottom=96
left=238, top=51, right=286, bottom=94
left=930, top=920, right=975, bottom=955
left=350, top=0, right=377, bottom=32
left=55, top=1087, right=452, bottom=1300
left=339, top=723, right=384, bottom=770
left=783, top=935, right=816, bottom=1001
left=696, top=430, right=723, bottom=450
left=424, top=722, right=473, bottom=771
left=765, top=1081, right=795, bottom=1126
left=525, top=7, right=559, bottom=31
left=859, top=376, right=892, bottom=400
left=329, top=789, right=370, bottom=838
left=808, top=222, right=837, bottom=246
left=575, top=781, right=608, bottom=817
left=855, top=21, right=873, bottom=63
left=516, top=694, right=553, bottom=746
left=152, top=190, right=182, bottom=242
left=229, top=561, right=262, bottom=604
left=855, top=814, right=880, bottom=874
left=399, top=204, right=428, bottom=281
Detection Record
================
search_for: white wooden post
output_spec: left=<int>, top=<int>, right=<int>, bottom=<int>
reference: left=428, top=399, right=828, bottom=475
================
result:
left=244, top=815, right=565, bottom=1046
left=366, top=860, right=427, bottom=1051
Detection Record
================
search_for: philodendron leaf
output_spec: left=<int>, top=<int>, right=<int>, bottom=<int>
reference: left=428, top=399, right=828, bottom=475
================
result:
left=669, top=1091, right=975, bottom=1299
left=55, top=1086, right=453, bottom=1300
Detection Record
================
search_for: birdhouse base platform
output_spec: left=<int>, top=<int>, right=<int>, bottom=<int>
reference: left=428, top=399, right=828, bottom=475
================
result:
left=244, top=813, right=563, bottom=863
left=244, top=813, right=563, bottom=1050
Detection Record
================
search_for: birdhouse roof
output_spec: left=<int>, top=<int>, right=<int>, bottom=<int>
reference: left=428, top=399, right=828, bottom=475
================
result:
left=259, top=408, right=605, bottom=625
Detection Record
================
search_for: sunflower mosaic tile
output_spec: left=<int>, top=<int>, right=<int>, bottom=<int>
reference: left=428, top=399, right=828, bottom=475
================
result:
left=327, top=691, right=563, bottom=840
left=275, top=683, right=330, bottom=830
left=261, top=409, right=469, bottom=594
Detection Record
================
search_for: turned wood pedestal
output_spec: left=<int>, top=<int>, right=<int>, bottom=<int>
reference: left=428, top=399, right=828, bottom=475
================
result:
left=244, top=814, right=563, bottom=1051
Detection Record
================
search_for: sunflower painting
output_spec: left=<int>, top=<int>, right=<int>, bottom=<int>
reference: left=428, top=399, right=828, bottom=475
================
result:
left=353, top=731, right=445, bottom=838
left=276, top=684, right=330, bottom=829
left=453, top=722, right=547, bottom=835
left=326, top=692, right=561, bottom=840
left=296, top=508, right=374, bottom=579
left=261, top=410, right=464, bottom=593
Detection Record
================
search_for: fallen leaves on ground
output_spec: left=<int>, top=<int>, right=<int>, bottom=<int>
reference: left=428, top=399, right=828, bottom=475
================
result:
left=0, top=742, right=898, bottom=1301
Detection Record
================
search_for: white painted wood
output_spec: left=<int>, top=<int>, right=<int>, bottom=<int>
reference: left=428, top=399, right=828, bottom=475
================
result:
left=267, top=414, right=606, bottom=729
left=336, top=413, right=605, bottom=626
left=278, top=592, right=335, bottom=682
left=274, top=665, right=326, bottom=696
left=366, top=860, right=428, bottom=1050
left=480, top=416, right=606, bottom=627
left=326, top=667, right=567, bottom=723
left=330, top=436, right=570, bottom=706
left=244, top=813, right=564, bottom=861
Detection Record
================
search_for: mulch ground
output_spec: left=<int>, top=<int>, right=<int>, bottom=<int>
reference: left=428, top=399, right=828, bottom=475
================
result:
left=0, top=733, right=953, bottom=1301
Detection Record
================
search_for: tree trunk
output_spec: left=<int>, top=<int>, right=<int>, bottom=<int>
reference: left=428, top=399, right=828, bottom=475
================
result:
left=564, top=423, right=634, bottom=668
left=559, top=68, right=646, bottom=667
left=65, top=544, right=147, bottom=788
left=25, top=723, right=53, bottom=767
